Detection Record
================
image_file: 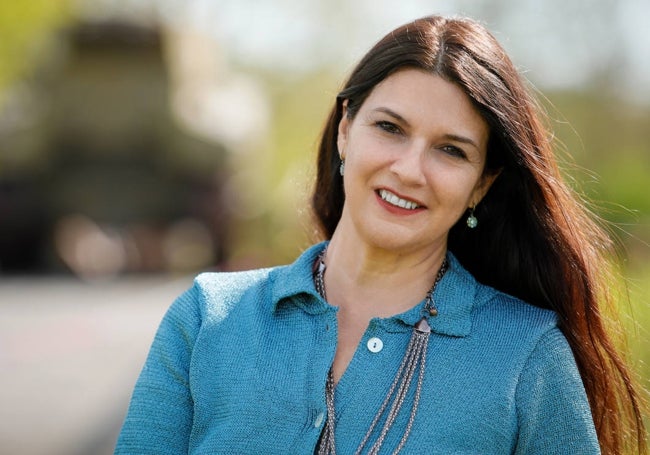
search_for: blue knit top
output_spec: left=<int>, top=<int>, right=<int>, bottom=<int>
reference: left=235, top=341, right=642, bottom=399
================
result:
left=115, top=242, right=600, bottom=454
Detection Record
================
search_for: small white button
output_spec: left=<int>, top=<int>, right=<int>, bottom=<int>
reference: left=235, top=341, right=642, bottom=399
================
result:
left=314, top=412, right=325, bottom=428
left=367, top=337, right=383, bottom=353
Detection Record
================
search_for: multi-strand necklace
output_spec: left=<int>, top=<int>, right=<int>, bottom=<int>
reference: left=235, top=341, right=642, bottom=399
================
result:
left=314, top=249, right=448, bottom=455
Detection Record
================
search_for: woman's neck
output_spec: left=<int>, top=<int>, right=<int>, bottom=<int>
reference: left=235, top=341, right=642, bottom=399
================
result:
left=323, top=230, right=447, bottom=319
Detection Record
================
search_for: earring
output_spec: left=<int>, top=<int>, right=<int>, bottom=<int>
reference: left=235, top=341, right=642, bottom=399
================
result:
left=466, top=206, right=478, bottom=228
left=339, top=159, right=345, bottom=176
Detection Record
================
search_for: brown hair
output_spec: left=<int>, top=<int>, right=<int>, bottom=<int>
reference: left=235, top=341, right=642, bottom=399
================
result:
left=311, top=15, right=646, bottom=454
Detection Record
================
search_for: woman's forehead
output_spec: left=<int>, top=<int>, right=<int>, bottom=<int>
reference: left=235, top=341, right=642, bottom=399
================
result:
left=360, top=69, right=489, bottom=146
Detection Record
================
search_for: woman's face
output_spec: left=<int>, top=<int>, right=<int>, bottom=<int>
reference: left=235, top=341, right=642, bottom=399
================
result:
left=335, top=68, right=496, bottom=255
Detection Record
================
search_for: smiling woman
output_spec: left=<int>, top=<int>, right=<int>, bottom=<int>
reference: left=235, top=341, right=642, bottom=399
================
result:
left=115, top=15, right=646, bottom=455
left=333, top=69, right=494, bottom=262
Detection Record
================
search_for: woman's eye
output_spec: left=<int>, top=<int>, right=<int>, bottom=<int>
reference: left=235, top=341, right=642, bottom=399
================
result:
left=441, top=145, right=467, bottom=159
left=375, top=121, right=401, bottom=135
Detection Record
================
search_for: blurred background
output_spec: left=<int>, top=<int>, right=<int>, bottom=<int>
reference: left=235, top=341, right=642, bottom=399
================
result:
left=0, top=0, right=648, bottom=453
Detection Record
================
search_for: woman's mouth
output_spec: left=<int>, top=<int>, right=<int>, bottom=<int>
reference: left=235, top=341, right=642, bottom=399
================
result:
left=378, top=189, right=422, bottom=210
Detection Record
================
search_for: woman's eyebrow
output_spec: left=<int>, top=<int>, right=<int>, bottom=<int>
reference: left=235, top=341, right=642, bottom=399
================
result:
left=371, top=107, right=409, bottom=125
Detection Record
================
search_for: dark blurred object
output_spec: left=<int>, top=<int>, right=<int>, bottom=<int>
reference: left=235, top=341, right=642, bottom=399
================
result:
left=0, top=20, right=231, bottom=277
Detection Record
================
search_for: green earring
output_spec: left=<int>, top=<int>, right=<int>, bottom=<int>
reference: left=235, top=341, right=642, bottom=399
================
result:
left=466, top=207, right=478, bottom=228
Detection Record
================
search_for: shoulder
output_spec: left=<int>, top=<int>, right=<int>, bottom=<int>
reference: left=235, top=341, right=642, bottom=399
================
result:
left=477, top=286, right=558, bottom=334
left=194, top=267, right=275, bottom=302
left=470, top=281, right=564, bottom=369
left=190, top=267, right=277, bottom=322
left=188, top=243, right=326, bottom=322
left=464, top=276, right=583, bottom=384
left=443, top=253, right=559, bottom=344
left=154, top=267, right=279, bottom=337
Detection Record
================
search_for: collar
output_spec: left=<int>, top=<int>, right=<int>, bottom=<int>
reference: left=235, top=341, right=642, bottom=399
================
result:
left=269, top=242, right=331, bottom=315
left=387, top=252, right=482, bottom=337
left=268, top=242, right=487, bottom=337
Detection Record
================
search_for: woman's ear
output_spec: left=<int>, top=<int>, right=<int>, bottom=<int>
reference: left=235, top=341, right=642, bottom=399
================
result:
left=470, top=168, right=501, bottom=207
left=337, top=100, right=350, bottom=159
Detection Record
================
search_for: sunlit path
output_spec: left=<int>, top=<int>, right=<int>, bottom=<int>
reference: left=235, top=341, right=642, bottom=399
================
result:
left=0, top=276, right=192, bottom=455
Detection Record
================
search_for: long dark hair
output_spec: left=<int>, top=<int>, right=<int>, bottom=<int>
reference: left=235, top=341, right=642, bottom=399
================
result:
left=311, top=15, right=646, bottom=454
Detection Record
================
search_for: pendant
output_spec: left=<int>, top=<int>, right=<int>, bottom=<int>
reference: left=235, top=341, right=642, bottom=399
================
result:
left=414, top=317, right=432, bottom=333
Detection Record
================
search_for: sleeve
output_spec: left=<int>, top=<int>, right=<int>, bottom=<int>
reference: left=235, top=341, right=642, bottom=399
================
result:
left=114, top=283, right=202, bottom=454
left=514, top=328, right=601, bottom=455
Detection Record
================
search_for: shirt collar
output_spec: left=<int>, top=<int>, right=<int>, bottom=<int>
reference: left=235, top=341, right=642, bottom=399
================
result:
left=269, top=242, right=331, bottom=315
left=387, top=253, right=482, bottom=337
left=268, top=242, right=486, bottom=337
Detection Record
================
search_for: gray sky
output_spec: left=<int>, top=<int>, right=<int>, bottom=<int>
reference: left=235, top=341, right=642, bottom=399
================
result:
left=79, top=0, right=650, bottom=102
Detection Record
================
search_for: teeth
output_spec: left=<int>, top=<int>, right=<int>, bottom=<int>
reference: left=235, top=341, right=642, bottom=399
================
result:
left=379, top=189, right=420, bottom=210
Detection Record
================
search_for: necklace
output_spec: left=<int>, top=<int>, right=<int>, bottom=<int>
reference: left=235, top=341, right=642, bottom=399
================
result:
left=314, top=249, right=448, bottom=455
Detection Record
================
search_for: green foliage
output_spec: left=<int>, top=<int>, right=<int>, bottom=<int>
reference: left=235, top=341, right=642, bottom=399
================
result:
left=545, top=91, right=650, bottom=261
left=226, top=69, right=343, bottom=266
left=623, top=264, right=650, bottom=435
left=0, top=0, right=72, bottom=104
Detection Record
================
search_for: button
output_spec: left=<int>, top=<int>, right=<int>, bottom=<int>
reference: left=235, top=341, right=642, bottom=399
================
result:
left=314, top=412, right=325, bottom=428
left=367, top=337, right=383, bottom=353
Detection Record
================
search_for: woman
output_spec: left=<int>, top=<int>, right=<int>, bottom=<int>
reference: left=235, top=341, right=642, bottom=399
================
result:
left=115, top=15, right=646, bottom=454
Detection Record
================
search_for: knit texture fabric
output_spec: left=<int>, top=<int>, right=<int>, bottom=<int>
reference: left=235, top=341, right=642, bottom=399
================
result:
left=115, top=242, right=600, bottom=454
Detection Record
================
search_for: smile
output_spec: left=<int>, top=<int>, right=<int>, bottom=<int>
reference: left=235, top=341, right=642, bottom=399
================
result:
left=378, top=189, right=422, bottom=210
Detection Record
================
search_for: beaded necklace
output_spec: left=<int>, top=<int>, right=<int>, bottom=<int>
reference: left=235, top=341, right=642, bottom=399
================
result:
left=314, top=249, right=448, bottom=455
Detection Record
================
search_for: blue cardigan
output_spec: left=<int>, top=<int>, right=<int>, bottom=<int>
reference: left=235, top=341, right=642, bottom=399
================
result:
left=115, top=243, right=600, bottom=454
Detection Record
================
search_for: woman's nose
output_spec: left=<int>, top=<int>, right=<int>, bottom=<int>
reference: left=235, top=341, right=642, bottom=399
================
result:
left=388, top=142, right=427, bottom=185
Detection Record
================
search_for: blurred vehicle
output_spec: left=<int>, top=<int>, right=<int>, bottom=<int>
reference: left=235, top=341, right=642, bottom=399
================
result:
left=0, top=20, right=232, bottom=277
